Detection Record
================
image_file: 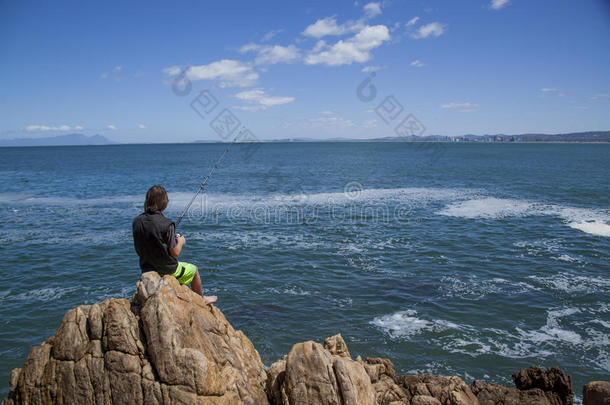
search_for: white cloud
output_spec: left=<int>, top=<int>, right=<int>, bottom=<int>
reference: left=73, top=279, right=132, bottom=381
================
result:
left=101, top=65, right=122, bottom=80
left=312, top=40, right=327, bottom=52
left=239, top=43, right=261, bottom=53
left=441, top=102, right=479, bottom=110
left=362, top=119, right=379, bottom=128
left=592, top=93, right=610, bottom=100
left=284, top=111, right=356, bottom=130
left=541, top=88, right=559, bottom=92
left=138, top=124, right=147, bottom=129
left=25, top=124, right=83, bottom=132
left=490, top=0, right=510, bottom=10
left=406, top=16, right=419, bottom=27
left=163, top=60, right=258, bottom=87
left=162, top=66, right=182, bottom=76
left=410, top=59, right=425, bottom=67
left=107, top=125, right=117, bottom=130
left=361, top=65, right=383, bottom=72
left=233, top=88, right=295, bottom=111
left=240, top=43, right=301, bottom=64
left=255, top=45, right=301, bottom=65
left=303, top=17, right=364, bottom=38
left=305, top=25, right=390, bottom=66
left=411, top=22, right=446, bottom=39
left=233, top=105, right=265, bottom=112
left=262, top=29, right=283, bottom=42
left=363, top=2, right=382, bottom=18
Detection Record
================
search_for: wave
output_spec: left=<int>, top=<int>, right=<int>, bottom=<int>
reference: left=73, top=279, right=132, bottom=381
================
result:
left=0, top=187, right=474, bottom=209
left=441, top=275, right=538, bottom=299
left=528, top=273, right=610, bottom=295
left=370, top=310, right=460, bottom=338
left=3, top=187, right=608, bottom=237
left=371, top=304, right=609, bottom=372
left=438, top=197, right=610, bottom=237
left=0, top=193, right=142, bottom=206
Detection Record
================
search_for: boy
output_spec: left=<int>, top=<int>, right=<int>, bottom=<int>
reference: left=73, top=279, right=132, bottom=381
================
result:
left=132, top=185, right=217, bottom=305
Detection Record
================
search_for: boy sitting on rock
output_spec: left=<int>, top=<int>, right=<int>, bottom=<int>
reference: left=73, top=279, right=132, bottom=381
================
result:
left=132, top=185, right=217, bottom=305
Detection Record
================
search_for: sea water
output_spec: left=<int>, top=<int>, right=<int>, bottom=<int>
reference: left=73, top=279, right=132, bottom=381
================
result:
left=0, top=142, right=608, bottom=400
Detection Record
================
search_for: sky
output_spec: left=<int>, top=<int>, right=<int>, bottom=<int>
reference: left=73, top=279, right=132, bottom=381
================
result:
left=1, top=0, right=610, bottom=143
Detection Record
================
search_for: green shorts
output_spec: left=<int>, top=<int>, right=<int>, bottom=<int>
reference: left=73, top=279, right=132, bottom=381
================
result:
left=172, top=262, right=197, bottom=285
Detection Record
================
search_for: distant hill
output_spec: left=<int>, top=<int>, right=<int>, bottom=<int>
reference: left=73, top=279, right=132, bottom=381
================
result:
left=0, top=133, right=115, bottom=147
left=258, top=131, right=610, bottom=143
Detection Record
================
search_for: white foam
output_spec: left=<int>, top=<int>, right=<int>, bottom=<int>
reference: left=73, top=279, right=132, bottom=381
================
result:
left=517, top=308, right=583, bottom=346
left=441, top=275, right=537, bottom=299
left=3, top=287, right=80, bottom=302
left=438, top=197, right=610, bottom=237
left=568, top=220, right=610, bottom=237
left=166, top=187, right=475, bottom=213
left=438, top=198, right=537, bottom=219
left=370, top=310, right=459, bottom=338
left=551, top=254, right=582, bottom=263
left=0, top=193, right=142, bottom=206
left=528, top=273, right=610, bottom=294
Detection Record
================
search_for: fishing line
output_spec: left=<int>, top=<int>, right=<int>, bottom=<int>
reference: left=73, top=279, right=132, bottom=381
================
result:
left=175, top=133, right=242, bottom=228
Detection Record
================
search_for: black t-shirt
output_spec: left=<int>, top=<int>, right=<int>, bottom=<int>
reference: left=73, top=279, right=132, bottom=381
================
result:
left=132, top=211, right=178, bottom=275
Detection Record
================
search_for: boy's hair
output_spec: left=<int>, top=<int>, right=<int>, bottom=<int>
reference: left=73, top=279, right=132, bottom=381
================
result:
left=145, top=185, right=169, bottom=213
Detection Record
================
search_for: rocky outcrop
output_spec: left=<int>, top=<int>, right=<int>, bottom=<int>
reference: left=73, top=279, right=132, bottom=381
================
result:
left=2, top=272, right=268, bottom=405
left=266, top=334, right=574, bottom=405
left=265, top=336, right=376, bottom=405
left=583, top=381, right=610, bottom=405
left=2, top=272, right=592, bottom=405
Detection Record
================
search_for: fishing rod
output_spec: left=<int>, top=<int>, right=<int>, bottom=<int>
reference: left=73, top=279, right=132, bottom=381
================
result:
left=175, top=133, right=242, bottom=228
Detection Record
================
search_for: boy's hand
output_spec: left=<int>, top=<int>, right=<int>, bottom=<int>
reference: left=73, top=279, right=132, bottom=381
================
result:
left=178, top=235, right=186, bottom=245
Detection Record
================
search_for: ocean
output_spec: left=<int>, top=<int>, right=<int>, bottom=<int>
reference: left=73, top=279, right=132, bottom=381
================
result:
left=0, top=142, right=608, bottom=400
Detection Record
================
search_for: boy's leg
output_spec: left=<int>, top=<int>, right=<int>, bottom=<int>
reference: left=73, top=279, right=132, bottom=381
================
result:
left=193, top=267, right=218, bottom=305
left=173, top=262, right=217, bottom=304
left=191, top=268, right=203, bottom=296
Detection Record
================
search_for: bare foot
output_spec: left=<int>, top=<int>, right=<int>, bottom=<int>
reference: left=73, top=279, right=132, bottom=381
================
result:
left=204, top=295, right=217, bottom=305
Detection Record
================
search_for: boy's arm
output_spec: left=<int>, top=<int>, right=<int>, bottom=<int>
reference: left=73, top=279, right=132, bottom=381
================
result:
left=169, top=235, right=186, bottom=258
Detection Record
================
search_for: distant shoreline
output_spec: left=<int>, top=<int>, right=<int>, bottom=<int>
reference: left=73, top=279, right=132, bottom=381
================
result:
left=2, top=140, right=610, bottom=148
left=1, top=130, right=609, bottom=147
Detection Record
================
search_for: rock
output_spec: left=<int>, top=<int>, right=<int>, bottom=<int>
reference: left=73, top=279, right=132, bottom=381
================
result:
left=583, top=381, right=610, bottom=405
left=398, top=374, right=478, bottom=405
left=361, top=358, right=410, bottom=405
left=333, top=356, right=376, bottom=405
left=268, top=338, right=377, bottom=405
left=266, top=359, right=289, bottom=405
left=512, top=366, right=573, bottom=405
left=2, top=272, right=268, bottom=405
left=324, top=334, right=351, bottom=359
left=411, top=395, right=442, bottom=405
left=2, top=272, right=579, bottom=405
left=283, top=341, right=341, bottom=405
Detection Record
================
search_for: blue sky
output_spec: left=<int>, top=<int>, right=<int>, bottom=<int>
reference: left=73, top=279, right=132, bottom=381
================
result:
left=1, top=0, right=609, bottom=143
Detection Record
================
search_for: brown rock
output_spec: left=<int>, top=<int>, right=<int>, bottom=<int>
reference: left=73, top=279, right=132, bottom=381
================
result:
left=266, top=359, right=289, bottom=405
left=2, top=272, right=268, bottom=405
left=398, top=374, right=478, bottom=405
left=512, top=366, right=573, bottom=405
left=2, top=272, right=580, bottom=405
left=363, top=358, right=410, bottom=405
left=283, top=341, right=341, bottom=405
left=472, top=380, right=553, bottom=405
left=333, top=357, right=376, bottom=405
left=583, top=381, right=610, bottom=405
left=269, top=337, right=378, bottom=405
left=323, top=334, right=351, bottom=359
left=411, top=395, right=442, bottom=405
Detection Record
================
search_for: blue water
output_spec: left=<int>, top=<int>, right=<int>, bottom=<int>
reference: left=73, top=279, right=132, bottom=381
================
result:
left=0, top=142, right=609, bottom=399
